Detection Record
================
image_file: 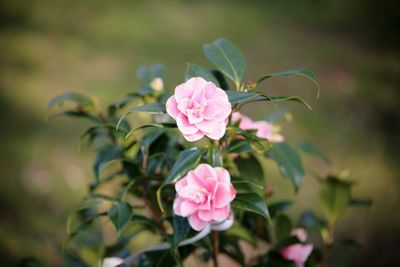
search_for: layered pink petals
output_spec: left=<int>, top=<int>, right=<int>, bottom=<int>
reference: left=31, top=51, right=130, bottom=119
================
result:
left=232, top=112, right=284, bottom=142
left=166, top=77, right=232, bottom=141
left=173, top=164, right=236, bottom=231
left=280, top=228, right=313, bottom=267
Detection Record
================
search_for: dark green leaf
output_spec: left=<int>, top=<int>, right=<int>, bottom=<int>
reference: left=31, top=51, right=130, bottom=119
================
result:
left=267, top=96, right=312, bottom=110
left=255, top=68, right=320, bottom=98
left=203, top=38, right=246, bottom=87
left=231, top=177, right=264, bottom=195
left=226, top=139, right=252, bottom=154
left=171, top=216, right=192, bottom=252
left=185, top=63, right=220, bottom=86
left=226, top=91, right=260, bottom=104
left=93, top=145, right=123, bottom=184
left=232, top=193, right=270, bottom=221
left=207, top=144, right=223, bottom=167
left=108, top=201, right=133, bottom=236
left=275, top=214, right=293, bottom=241
left=268, top=201, right=293, bottom=219
left=225, top=224, right=257, bottom=246
left=211, top=69, right=230, bottom=90
left=163, top=147, right=204, bottom=186
left=235, top=155, right=264, bottom=186
left=298, top=140, right=330, bottom=164
left=268, top=143, right=305, bottom=192
left=138, top=250, right=176, bottom=267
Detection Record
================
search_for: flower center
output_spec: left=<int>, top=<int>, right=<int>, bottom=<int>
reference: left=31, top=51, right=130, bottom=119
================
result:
left=190, top=187, right=208, bottom=204
left=188, top=102, right=205, bottom=118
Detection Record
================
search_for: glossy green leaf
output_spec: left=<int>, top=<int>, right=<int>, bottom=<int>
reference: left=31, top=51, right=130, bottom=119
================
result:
left=255, top=68, right=320, bottom=98
left=207, top=144, right=223, bottom=167
left=163, top=147, right=204, bottom=186
left=107, top=201, right=133, bottom=236
left=185, top=63, right=220, bottom=86
left=319, top=176, right=352, bottom=224
left=203, top=38, right=246, bottom=87
left=210, top=69, right=230, bottom=90
left=235, top=155, right=264, bottom=186
left=232, top=193, right=270, bottom=221
left=126, top=102, right=166, bottom=114
left=226, top=91, right=261, bottom=104
left=298, top=140, right=330, bottom=164
left=226, top=139, right=252, bottom=154
left=171, top=216, right=192, bottom=252
left=231, top=177, right=264, bottom=195
left=267, top=143, right=305, bottom=192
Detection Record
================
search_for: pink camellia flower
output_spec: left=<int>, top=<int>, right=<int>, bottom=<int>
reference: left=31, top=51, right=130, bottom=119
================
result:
left=232, top=112, right=284, bottom=142
left=166, top=77, right=232, bottom=142
left=280, top=228, right=313, bottom=267
left=173, top=164, right=236, bottom=231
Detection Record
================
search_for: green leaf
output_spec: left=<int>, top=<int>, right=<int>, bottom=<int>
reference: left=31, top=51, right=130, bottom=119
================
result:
left=349, top=198, right=373, bottom=207
left=93, top=145, right=124, bottom=184
left=275, top=214, right=293, bottom=241
left=48, top=111, right=101, bottom=123
left=226, top=91, right=260, bottom=104
left=107, top=201, right=133, bottom=236
left=203, top=38, right=246, bottom=88
left=125, top=123, right=176, bottom=139
left=171, top=216, right=192, bottom=252
left=235, top=155, right=264, bottom=186
left=137, top=64, right=166, bottom=87
left=319, top=176, right=352, bottom=224
left=126, top=102, right=166, bottom=114
left=232, top=193, right=270, bottom=221
left=267, top=96, right=312, bottom=110
left=225, top=223, right=257, bottom=246
left=138, top=250, right=176, bottom=267
left=268, top=201, right=293, bottom=219
left=48, top=92, right=94, bottom=108
left=207, top=144, right=223, bottom=167
left=117, top=102, right=167, bottom=129
left=210, top=69, right=230, bottom=90
left=163, top=147, right=205, bottom=186
left=255, top=68, right=320, bottom=98
left=298, top=140, right=331, bottom=164
left=185, top=63, right=220, bottom=86
left=226, top=139, right=252, bottom=154
left=231, top=177, right=264, bottom=195
left=268, top=143, right=305, bottom=192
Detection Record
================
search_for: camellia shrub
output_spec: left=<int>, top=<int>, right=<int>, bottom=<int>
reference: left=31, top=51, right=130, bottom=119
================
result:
left=49, top=38, right=370, bottom=267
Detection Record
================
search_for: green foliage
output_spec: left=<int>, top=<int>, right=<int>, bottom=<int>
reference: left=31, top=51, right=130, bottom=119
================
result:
left=48, top=38, right=370, bottom=267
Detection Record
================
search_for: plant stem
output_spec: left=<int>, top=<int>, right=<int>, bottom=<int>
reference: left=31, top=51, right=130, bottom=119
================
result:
left=212, top=231, right=219, bottom=267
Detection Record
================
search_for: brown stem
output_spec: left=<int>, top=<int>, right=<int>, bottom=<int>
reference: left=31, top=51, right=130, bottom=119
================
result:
left=212, top=231, right=219, bottom=267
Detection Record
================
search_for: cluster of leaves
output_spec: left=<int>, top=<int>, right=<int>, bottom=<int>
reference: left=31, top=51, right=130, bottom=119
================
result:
left=45, top=38, right=370, bottom=267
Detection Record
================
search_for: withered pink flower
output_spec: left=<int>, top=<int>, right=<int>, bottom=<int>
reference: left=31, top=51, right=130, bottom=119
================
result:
left=281, top=228, right=313, bottom=267
left=232, top=112, right=284, bottom=142
left=166, top=77, right=232, bottom=142
left=173, top=164, right=236, bottom=231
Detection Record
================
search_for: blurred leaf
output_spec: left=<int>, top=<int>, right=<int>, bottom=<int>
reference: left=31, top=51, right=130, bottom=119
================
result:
left=299, top=211, right=327, bottom=230
left=275, top=214, right=293, bottom=241
left=349, top=198, right=373, bottom=207
left=226, top=223, right=257, bottom=246
left=131, top=215, right=160, bottom=233
left=232, top=193, right=270, bottom=221
left=108, top=201, right=133, bottom=236
left=219, top=235, right=246, bottom=266
left=264, top=108, right=291, bottom=123
left=207, top=144, right=223, bottom=167
left=211, top=69, right=230, bottom=90
left=48, top=110, right=101, bottom=123
left=298, top=140, right=330, bottom=164
left=93, top=145, right=123, bottom=184
left=268, top=143, right=305, bottom=192
left=226, top=139, right=252, bottom=154
left=138, top=250, right=176, bottom=267
left=17, top=257, right=49, bottom=267
left=137, top=64, right=166, bottom=87
left=275, top=235, right=302, bottom=251
left=48, top=92, right=94, bottom=108
left=126, top=102, right=166, bottom=114
left=257, top=251, right=296, bottom=267
left=268, top=201, right=293, bottom=219
left=255, top=68, right=320, bottom=98
left=235, top=155, right=264, bottom=186
left=267, top=96, right=312, bottom=110
left=319, top=176, right=352, bottom=224
left=203, top=38, right=246, bottom=87
left=185, top=63, right=220, bottom=86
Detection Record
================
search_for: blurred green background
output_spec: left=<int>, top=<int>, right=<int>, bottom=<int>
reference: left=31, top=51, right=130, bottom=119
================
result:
left=1, top=0, right=399, bottom=266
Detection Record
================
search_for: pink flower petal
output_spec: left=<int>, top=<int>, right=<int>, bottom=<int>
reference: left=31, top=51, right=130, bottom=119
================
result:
left=195, top=119, right=219, bottom=134
left=176, top=113, right=199, bottom=135
left=175, top=178, right=188, bottom=193
left=193, top=164, right=217, bottom=181
left=175, top=83, right=194, bottom=102
left=166, top=96, right=180, bottom=119
left=180, top=200, right=198, bottom=217
left=173, top=197, right=184, bottom=216
left=204, top=121, right=226, bottom=140
left=184, top=131, right=204, bottom=142
left=188, top=213, right=208, bottom=231
left=214, top=167, right=231, bottom=184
